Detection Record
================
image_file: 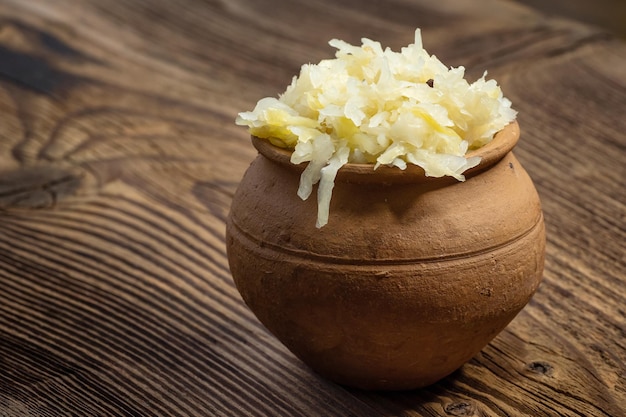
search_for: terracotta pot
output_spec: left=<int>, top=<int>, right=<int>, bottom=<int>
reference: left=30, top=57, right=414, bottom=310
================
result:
left=226, top=121, right=545, bottom=390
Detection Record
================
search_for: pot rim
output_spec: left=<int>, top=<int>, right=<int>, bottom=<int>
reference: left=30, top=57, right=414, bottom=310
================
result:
left=251, top=120, right=520, bottom=183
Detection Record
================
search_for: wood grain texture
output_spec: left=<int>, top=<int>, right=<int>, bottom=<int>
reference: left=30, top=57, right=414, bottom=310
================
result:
left=514, top=0, right=626, bottom=38
left=0, top=0, right=624, bottom=416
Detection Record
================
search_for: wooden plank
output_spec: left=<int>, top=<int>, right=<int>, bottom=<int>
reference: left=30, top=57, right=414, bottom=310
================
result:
left=513, top=0, right=626, bottom=38
left=0, top=0, right=624, bottom=415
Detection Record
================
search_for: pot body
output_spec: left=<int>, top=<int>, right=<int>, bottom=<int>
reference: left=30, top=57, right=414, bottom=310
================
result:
left=226, top=122, right=545, bottom=390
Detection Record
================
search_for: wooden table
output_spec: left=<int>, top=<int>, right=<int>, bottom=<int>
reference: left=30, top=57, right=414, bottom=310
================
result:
left=0, top=0, right=624, bottom=415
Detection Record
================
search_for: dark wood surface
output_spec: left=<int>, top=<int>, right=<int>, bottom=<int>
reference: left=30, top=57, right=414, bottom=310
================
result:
left=0, top=0, right=624, bottom=416
left=514, top=0, right=626, bottom=38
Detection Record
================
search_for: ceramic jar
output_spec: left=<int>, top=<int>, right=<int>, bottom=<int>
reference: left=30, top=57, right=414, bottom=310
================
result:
left=226, top=121, right=545, bottom=390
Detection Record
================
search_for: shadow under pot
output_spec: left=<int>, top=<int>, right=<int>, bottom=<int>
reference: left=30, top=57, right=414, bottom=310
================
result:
left=226, top=121, right=545, bottom=390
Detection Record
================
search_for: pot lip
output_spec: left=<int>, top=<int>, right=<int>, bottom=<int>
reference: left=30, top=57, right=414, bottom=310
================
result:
left=251, top=120, right=520, bottom=183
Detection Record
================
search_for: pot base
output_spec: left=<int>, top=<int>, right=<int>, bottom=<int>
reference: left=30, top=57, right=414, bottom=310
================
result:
left=227, top=212, right=545, bottom=390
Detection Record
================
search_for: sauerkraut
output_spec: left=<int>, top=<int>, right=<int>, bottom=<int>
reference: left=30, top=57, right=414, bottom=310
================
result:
left=236, top=29, right=517, bottom=228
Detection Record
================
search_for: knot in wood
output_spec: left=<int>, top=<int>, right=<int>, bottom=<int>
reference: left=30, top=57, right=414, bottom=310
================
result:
left=0, top=165, right=84, bottom=209
left=444, top=401, right=476, bottom=416
left=526, top=360, right=554, bottom=376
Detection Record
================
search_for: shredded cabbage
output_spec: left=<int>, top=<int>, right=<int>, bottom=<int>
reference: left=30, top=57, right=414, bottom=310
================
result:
left=236, top=29, right=517, bottom=228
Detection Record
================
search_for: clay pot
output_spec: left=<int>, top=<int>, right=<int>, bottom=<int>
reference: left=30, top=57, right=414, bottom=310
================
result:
left=226, top=121, right=545, bottom=390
